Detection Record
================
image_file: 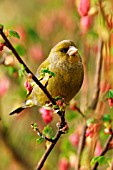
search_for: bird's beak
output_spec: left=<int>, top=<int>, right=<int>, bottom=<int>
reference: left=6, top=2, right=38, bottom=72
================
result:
left=67, top=46, right=78, bottom=56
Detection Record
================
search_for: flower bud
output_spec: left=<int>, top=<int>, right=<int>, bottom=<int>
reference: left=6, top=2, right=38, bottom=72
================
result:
left=78, top=0, right=90, bottom=16
left=58, top=158, right=69, bottom=170
left=39, top=107, right=53, bottom=124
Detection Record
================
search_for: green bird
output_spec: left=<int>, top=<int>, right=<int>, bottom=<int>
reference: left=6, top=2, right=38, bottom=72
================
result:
left=10, top=40, right=84, bottom=115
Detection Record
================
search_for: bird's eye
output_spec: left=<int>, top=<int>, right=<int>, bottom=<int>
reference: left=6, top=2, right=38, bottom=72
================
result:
left=60, top=48, right=68, bottom=53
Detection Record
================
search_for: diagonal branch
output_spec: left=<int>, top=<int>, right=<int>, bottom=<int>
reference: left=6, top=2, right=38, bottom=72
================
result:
left=36, top=111, right=67, bottom=170
left=89, top=40, right=104, bottom=110
left=36, top=130, right=62, bottom=170
left=0, top=26, right=56, bottom=106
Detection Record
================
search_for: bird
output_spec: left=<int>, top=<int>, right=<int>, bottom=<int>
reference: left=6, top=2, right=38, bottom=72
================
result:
left=10, top=40, right=84, bottom=115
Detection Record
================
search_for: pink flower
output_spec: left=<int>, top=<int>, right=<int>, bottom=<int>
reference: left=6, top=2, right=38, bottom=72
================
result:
left=69, top=100, right=78, bottom=111
left=24, top=80, right=33, bottom=93
left=69, top=133, right=80, bottom=147
left=80, top=15, right=92, bottom=33
left=39, top=107, right=53, bottom=124
left=86, top=124, right=98, bottom=138
left=0, top=77, right=10, bottom=96
left=78, top=0, right=90, bottom=16
left=94, top=141, right=102, bottom=156
left=58, top=158, right=69, bottom=170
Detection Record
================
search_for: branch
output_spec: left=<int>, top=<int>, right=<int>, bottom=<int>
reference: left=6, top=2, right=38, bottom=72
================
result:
left=36, top=130, right=62, bottom=170
left=76, top=122, right=87, bottom=170
left=89, top=40, right=104, bottom=110
left=0, top=26, right=56, bottom=106
left=92, top=133, right=113, bottom=170
left=75, top=105, right=86, bottom=118
left=36, top=111, right=67, bottom=170
left=31, top=123, right=54, bottom=143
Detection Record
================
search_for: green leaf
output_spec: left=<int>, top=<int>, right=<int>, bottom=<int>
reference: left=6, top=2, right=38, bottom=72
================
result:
left=103, top=114, right=111, bottom=122
left=43, top=125, right=54, bottom=138
left=18, top=64, right=25, bottom=77
left=36, top=136, right=44, bottom=144
left=54, top=96, right=63, bottom=100
left=91, top=156, right=111, bottom=167
left=87, top=118, right=95, bottom=126
left=41, top=68, right=56, bottom=77
left=9, top=30, right=20, bottom=39
left=15, top=44, right=26, bottom=56
left=107, top=90, right=113, bottom=98
left=91, top=156, right=99, bottom=166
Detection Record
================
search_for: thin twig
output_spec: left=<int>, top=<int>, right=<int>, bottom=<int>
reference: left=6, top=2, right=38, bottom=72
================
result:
left=0, top=26, right=56, bottom=106
left=36, top=112, right=66, bottom=170
left=89, top=40, right=104, bottom=110
left=76, top=122, right=87, bottom=170
left=31, top=123, right=54, bottom=143
left=75, top=106, right=86, bottom=118
left=92, top=133, right=113, bottom=170
left=36, top=130, right=62, bottom=170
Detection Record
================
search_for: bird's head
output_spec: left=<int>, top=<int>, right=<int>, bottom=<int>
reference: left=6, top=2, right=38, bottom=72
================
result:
left=48, top=40, right=81, bottom=64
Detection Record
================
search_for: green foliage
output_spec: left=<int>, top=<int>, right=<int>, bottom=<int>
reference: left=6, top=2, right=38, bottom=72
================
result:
left=86, top=118, right=95, bottom=126
left=91, top=156, right=111, bottom=167
left=107, top=90, right=113, bottom=98
left=102, top=114, right=112, bottom=122
left=18, top=64, right=26, bottom=77
left=41, top=68, right=56, bottom=77
left=9, top=30, right=20, bottom=39
left=43, top=125, right=54, bottom=139
left=36, top=136, right=45, bottom=144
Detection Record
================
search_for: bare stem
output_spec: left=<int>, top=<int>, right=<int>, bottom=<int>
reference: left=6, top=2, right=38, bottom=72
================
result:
left=89, top=40, right=104, bottom=110
left=75, top=106, right=86, bottom=118
left=76, top=123, right=87, bottom=170
left=36, top=130, right=62, bottom=170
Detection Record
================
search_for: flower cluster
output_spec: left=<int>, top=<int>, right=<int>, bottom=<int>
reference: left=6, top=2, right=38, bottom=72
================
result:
left=39, top=107, right=53, bottom=124
left=86, top=123, right=98, bottom=138
left=77, top=0, right=91, bottom=33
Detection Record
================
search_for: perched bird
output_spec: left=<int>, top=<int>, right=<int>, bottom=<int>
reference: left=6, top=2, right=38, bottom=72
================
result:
left=10, top=40, right=84, bottom=115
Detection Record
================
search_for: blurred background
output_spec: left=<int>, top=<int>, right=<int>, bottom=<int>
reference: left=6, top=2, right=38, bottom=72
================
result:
left=0, top=0, right=113, bottom=170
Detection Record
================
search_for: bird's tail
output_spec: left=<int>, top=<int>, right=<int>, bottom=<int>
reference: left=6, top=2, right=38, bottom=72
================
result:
left=9, top=107, right=25, bottom=115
